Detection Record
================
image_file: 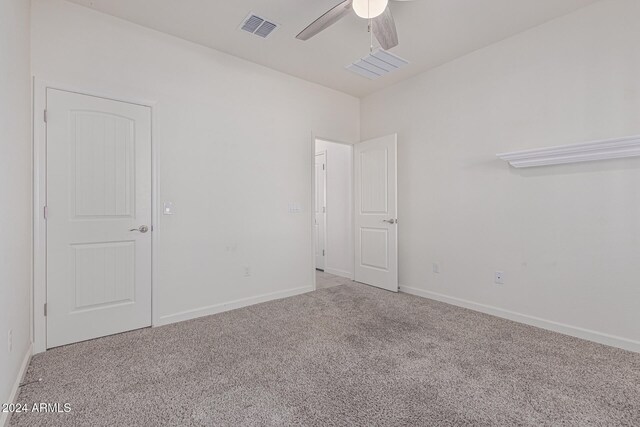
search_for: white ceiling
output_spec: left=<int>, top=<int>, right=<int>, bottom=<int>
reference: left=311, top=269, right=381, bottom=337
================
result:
left=67, top=0, right=599, bottom=97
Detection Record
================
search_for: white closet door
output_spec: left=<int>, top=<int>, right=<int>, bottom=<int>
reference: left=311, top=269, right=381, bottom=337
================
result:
left=354, top=134, right=398, bottom=292
left=46, top=89, right=152, bottom=348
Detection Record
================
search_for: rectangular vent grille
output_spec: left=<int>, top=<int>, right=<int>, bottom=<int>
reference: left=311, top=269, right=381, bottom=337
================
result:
left=346, top=49, right=409, bottom=80
left=242, top=15, right=264, bottom=33
left=240, top=13, right=279, bottom=39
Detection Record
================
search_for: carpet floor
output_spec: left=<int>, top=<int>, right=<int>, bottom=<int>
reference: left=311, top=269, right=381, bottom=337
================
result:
left=315, top=270, right=351, bottom=290
left=10, top=282, right=640, bottom=426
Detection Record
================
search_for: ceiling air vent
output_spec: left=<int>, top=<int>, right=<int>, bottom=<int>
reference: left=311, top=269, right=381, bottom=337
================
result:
left=239, top=13, right=279, bottom=39
left=346, top=48, right=409, bottom=80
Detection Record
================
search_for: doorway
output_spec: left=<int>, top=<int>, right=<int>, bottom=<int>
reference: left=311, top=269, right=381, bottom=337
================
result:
left=313, top=139, right=354, bottom=288
left=44, top=88, right=153, bottom=348
left=312, top=134, right=398, bottom=293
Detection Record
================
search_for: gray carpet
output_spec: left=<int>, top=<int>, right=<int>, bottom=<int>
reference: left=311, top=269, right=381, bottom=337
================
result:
left=10, top=282, right=640, bottom=426
left=315, top=270, right=351, bottom=290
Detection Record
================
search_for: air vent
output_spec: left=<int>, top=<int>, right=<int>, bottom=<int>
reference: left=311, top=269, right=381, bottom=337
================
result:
left=346, top=48, right=409, bottom=80
left=239, top=13, right=279, bottom=39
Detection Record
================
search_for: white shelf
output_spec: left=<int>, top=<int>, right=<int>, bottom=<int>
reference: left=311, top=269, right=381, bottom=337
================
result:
left=497, top=135, right=640, bottom=168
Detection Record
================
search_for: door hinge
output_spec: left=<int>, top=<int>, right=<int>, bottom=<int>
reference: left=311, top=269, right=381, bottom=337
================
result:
left=322, top=206, right=326, bottom=213
left=322, top=250, right=325, bottom=256
left=323, top=164, right=325, bottom=170
left=44, top=110, right=47, bottom=123
left=44, top=303, right=47, bottom=316
left=43, top=206, right=48, bottom=220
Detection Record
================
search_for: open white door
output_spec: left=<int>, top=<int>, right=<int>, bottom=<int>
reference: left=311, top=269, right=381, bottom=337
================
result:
left=46, top=89, right=152, bottom=348
left=315, top=152, right=326, bottom=270
left=354, top=134, right=398, bottom=292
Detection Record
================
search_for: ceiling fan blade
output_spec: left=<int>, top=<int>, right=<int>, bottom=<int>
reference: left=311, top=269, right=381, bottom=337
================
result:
left=372, top=6, right=399, bottom=50
left=296, top=0, right=353, bottom=41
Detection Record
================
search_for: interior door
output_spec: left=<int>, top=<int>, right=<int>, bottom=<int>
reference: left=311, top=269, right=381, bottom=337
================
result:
left=354, top=134, right=398, bottom=292
left=315, top=152, right=326, bottom=270
left=46, top=89, right=152, bottom=348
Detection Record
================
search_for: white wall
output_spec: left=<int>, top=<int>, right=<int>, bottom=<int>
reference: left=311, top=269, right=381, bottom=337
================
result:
left=32, top=0, right=359, bottom=328
left=315, top=140, right=353, bottom=278
left=361, top=0, right=640, bottom=351
left=0, top=0, right=32, bottom=419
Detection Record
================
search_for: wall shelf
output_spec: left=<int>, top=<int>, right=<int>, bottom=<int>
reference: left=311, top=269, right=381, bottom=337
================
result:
left=497, top=135, right=640, bottom=168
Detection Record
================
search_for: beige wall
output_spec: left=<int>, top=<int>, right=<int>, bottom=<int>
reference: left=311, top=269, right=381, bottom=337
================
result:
left=0, top=0, right=32, bottom=418
left=361, top=0, right=640, bottom=350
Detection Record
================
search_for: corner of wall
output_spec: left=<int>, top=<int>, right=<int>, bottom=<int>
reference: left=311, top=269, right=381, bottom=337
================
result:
left=0, top=344, right=32, bottom=427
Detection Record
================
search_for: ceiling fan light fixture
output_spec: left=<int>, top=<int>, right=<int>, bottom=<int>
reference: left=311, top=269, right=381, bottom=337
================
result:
left=353, top=0, right=388, bottom=19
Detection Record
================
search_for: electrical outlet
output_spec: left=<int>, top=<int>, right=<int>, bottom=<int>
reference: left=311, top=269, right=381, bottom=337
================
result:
left=288, top=202, right=302, bottom=213
left=432, top=263, right=440, bottom=274
left=494, top=271, right=504, bottom=284
left=244, top=265, right=251, bottom=277
left=8, top=329, right=12, bottom=353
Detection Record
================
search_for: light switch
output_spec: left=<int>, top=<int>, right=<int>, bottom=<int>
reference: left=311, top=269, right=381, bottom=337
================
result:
left=163, top=201, right=175, bottom=215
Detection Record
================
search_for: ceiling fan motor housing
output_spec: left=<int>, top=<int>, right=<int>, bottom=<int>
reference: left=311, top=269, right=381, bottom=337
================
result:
left=353, top=0, right=389, bottom=19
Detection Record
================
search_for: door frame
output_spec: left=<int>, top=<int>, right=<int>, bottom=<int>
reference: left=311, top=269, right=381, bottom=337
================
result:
left=314, top=150, right=327, bottom=271
left=32, top=78, right=159, bottom=353
left=311, top=135, right=355, bottom=290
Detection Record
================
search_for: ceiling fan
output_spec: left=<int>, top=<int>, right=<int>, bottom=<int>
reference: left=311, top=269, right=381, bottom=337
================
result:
left=296, top=0, right=416, bottom=50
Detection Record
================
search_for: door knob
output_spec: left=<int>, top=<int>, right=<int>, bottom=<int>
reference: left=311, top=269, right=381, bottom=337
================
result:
left=129, top=225, right=149, bottom=233
left=382, top=219, right=396, bottom=224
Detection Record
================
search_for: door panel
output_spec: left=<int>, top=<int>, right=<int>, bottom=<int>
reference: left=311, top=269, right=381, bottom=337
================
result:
left=360, top=228, right=389, bottom=270
left=360, top=148, right=388, bottom=213
left=71, top=241, right=135, bottom=310
left=71, top=111, right=134, bottom=217
left=354, top=134, right=398, bottom=291
left=315, top=152, right=326, bottom=270
left=47, top=89, right=152, bottom=348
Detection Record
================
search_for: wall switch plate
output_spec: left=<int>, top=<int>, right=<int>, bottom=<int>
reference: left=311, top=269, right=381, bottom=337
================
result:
left=163, top=201, right=175, bottom=215
left=433, top=263, right=440, bottom=273
left=495, top=271, right=504, bottom=284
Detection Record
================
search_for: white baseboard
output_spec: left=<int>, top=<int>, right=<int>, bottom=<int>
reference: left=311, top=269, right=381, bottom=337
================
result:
left=156, top=286, right=314, bottom=327
left=323, top=268, right=353, bottom=280
left=400, top=285, right=640, bottom=353
left=1, top=344, right=33, bottom=427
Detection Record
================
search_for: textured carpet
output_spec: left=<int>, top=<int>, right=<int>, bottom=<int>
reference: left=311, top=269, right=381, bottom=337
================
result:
left=315, top=270, right=351, bottom=290
left=10, top=283, right=640, bottom=426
